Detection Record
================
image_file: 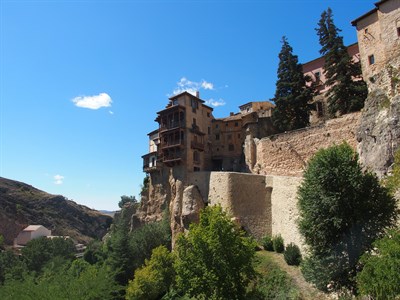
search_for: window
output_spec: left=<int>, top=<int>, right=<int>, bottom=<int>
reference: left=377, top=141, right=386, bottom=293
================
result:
left=238, top=134, right=241, bottom=138
left=368, top=54, right=375, bottom=65
left=315, top=71, right=321, bottom=82
left=208, top=127, right=211, bottom=134
left=172, top=99, right=178, bottom=105
left=225, top=123, right=228, bottom=127
left=207, top=112, right=210, bottom=117
left=228, top=144, right=234, bottom=151
left=227, top=134, right=232, bottom=140
left=397, top=27, right=400, bottom=37
left=216, top=134, right=220, bottom=140
left=193, top=151, right=200, bottom=163
left=194, top=167, right=200, bottom=172
left=234, top=122, right=238, bottom=127
left=364, top=28, right=369, bottom=34
left=216, top=147, right=219, bottom=152
left=316, top=101, right=323, bottom=117
left=216, top=124, right=219, bottom=129
left=193, top=118, right=196, bottom=126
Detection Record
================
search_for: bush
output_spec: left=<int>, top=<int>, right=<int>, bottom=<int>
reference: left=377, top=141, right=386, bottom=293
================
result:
left=298, top=143, right=398, bottom=291
left=126, top=246, right=175, bottom=300
left=357, top=229, right=400, bottom=299
left=272, top=235, right=284, bottom=253
left=262, top=236, right=273, bottom=251
left=284, top=243, right=302, bottom=266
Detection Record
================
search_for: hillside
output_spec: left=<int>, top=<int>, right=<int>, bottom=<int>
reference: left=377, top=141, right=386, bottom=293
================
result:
left=0, top=177, right=113, bottom=245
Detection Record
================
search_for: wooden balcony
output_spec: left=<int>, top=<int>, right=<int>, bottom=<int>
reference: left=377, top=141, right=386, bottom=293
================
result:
left=191, top=141, right=205, bottom=151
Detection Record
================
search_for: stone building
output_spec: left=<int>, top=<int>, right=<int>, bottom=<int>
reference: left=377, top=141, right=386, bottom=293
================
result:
left=302, top=43, right=361, bottom=124
left=351, top=0, right=400, bottom=94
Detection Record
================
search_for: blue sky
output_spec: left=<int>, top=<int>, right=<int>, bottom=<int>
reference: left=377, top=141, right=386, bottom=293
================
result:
left=1, top=0, right=374, bottom=211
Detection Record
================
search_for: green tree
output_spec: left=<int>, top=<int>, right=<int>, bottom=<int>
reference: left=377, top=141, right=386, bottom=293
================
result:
left=298, top=143, right=398, bottom=291
left=119, top=195, right=138, bottom=209
left=272, top=36, right=313, bottom=133
left=21, top=237, right=75, bottom=273
left=0, top=250, right=26, bottom=283
left=175, top=206, right=257, bottom=300
left=357, top=229, right=400, bottom=299
left=125, top=245, right=175, bottom=300
left=0, top=261, right=120, bottom=300
left=317, top=8, right=368, bottom=116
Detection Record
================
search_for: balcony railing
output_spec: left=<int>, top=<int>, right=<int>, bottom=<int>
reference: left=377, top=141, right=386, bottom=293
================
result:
left=160, top=121, right=185, bottom=132
left=161, top=140, right=184, bottom=149
left=191, top=141, right=205, bottom=151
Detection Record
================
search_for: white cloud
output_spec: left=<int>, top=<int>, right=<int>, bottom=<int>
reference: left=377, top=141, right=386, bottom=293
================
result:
left=72, top=93, right=112, bottom=110
left=109, top=110, right=114, bottom=115
left=172, top=77, right=215, bottom=96
left=205, top=98, right=226, bottom=107
left=201, top=81, right=214, bottom=90
left=54, top=175, right=64, bottom=185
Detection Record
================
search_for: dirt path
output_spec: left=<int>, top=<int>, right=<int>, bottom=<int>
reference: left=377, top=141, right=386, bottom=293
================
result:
left=264, top=251, right=330, bottom=300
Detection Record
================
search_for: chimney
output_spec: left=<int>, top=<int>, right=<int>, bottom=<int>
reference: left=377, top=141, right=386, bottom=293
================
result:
left=230, top=112, right=234, bottom=116
left=196, top=91, right=200, bottom=98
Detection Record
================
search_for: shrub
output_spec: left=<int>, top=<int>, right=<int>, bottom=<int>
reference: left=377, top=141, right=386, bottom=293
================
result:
left=298, top=143, right=398, bottom=291
left=272, top=235, right=284, bottom=253
left=262, top=236, right=273, bottom=251
left=357, top=229, right=400, bottom=299
left=284, top=243, right=302, bottom=266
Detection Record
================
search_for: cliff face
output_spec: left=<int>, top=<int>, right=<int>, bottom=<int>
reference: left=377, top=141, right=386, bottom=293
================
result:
left=356, top=61, right=400, bottom=178
left=0, top=177, right=112, bottom=245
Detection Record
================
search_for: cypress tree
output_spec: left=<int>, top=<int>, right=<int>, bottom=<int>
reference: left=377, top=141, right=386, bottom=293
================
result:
left=272, top=36, right=313, bottom=133
left=317, top=8, right=367, bottom=116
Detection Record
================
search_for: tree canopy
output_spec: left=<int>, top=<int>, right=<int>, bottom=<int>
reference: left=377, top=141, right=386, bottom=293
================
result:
left=174, top=205, right=257, bottom=300
left=316, top=8, right=367, bottom=116
left=298, top=143, right=398, bottom=291
left=272, top=36, right=313, bottom=132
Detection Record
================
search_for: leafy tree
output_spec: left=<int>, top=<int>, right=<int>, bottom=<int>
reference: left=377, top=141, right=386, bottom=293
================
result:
left=125, top=245, right=175, bottom=300
left=0, top=234, right=4, bottom=249
left=0, top=260, right=121, bottom=300
left=272, top=36, right=313, bottom=132
left=298, top=143, right=398, bottom=291
left=357, top=229, right=400, bottom=299
left=0, top=250, right=26, bottom=283
left=21, top=237, right=75, bottom=273
left=316, top=8, right=367, bottom=116
left=119, top=195, right=138, bottom=209
left=175, top=206, right=257, bottom=300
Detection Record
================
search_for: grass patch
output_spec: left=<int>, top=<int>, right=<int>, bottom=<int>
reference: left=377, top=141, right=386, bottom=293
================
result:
left=248, top=251, right=302, bottom=299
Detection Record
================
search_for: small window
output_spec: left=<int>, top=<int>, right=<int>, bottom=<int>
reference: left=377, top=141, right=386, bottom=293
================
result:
left=216, top=134, right=220, bottom=140
left=208, top=127, right=211, bottom=134
left=397, top=27, right=400, bottom=37
left=368, top=54, right=375, bottom=65
left=227, top=134, right=232, bottom=140
left=234, top=122, right=238, bottom=127
left=194, top=167, right=200, bottom=172
left=207, top=112, right=210, bottom=117
left=315, top=71, right=321, bottom=82
left=215, top=124, right=219, bottom=129
left=364, top=28, right=368, bottom=34
left=216, top=147, right=219, bottom=152
left=225, top=123, right=228, bottom=127
left=228, top=144, right=234, bottom=151
left=238, top=134, right=241, bottom=138
left=193, top=151, right=200, bottom=163
left=193, top=118, right=196, bottom=125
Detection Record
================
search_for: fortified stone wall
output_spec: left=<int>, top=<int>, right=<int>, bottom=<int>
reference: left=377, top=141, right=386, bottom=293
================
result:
left=207, top=172, right=305, bottom=251
left=250, top=112, right=361, bottom=176
left=208, top=172, right=271, bottom=241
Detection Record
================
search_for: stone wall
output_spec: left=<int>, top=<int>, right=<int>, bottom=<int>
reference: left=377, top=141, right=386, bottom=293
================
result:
left=208, top=172, right=271, bottom=241
left=250, top=112, right=361, bottom=176
left=207, top=172, right=305, bottom=251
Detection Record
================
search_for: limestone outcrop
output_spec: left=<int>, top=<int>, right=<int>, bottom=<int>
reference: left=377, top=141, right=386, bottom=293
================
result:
left=357, top=90, right=400, bottom=177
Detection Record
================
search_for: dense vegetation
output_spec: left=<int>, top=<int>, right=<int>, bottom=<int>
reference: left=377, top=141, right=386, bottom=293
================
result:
left=316, top=8, right=368, bottom=116
left=298, top=143, right=398, bottom=293
left=272, top=37, right=313, bottom=132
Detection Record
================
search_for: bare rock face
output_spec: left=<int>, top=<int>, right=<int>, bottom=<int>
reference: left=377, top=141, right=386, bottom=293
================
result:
left=170, top=184, right=205, bottom=247
left=181, top=185, right=205, bottom=230
left=357, top=90, right=400, bottom=177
